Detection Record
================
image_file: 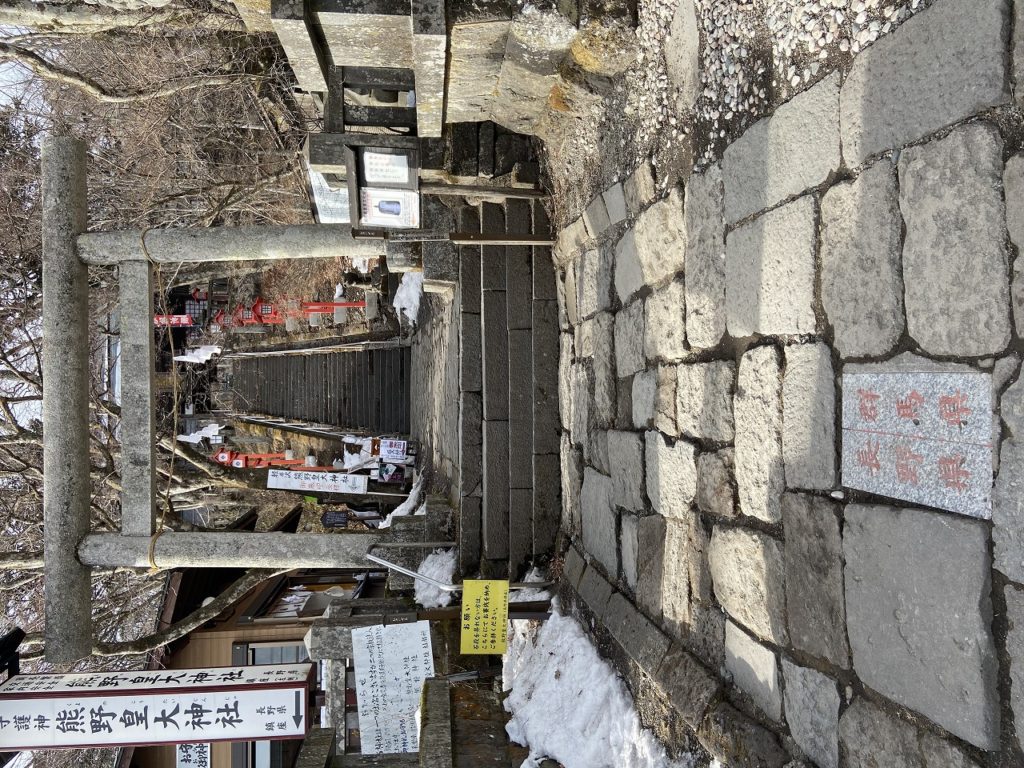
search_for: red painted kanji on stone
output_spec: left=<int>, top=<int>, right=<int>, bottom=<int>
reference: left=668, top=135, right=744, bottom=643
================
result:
left=938, top=390, right=972, bottom=428
left=937, top=454, right=971, bottom=492
left=857, top=389, right=881, bottom=421
left=894, top=444, right=923, bottom=485
left=856, top=439, right=882, bottom=475
left=895, top=390, right=925, bottom=420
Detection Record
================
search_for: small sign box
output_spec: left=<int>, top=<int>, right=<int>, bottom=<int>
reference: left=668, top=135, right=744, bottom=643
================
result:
left=0, top=664, right=312, bottom=751
left=267, top=469, right=369, bottom=495
left=460, top=580, right=510, bottom=655
left=177, top=742, right=210, bottom=767
left=351, top=621, right=434, bottom=755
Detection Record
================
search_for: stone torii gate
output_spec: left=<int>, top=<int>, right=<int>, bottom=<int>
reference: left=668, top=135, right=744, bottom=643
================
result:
left=41, top=137, right=388, bottom=664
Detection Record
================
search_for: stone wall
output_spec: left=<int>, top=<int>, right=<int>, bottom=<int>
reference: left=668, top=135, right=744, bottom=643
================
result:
left=552, top=0, right=1024, bottom=764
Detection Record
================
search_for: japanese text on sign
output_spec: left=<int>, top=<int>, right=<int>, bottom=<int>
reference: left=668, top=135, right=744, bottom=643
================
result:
left=176, top=742, right=210, bottom=768
left=266, top=469, right=368, bottom=495
left=0, top=664, right=310, bottom=750
left=460, top=580, right=510, bottom=655
left=351, top=621, right=433, bottom=755
left=0, top=686, right=307, bottom=750
left=379, top=439, right=408, bottom=461
left=154, top=315, right=194, bottom=327
left=841, top=370, right=992, bottom=519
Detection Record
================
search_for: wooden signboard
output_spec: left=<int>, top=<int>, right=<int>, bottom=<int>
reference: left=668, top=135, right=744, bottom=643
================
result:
left=267, top=469, right=369, bottom=495
left=0, top=664, right=311, bottom=750
left=176, top=742, right=210, bottom=767
left=351, top=621, right=433, bottom=755
left=460, top=580, right=509, bottom=655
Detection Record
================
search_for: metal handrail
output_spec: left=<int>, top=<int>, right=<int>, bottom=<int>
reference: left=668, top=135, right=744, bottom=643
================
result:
left=365, top=545, right=553, bottom=594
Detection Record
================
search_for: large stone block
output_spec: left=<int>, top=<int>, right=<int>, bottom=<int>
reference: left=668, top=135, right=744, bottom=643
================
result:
left=583, top=194, right=611, bottom=238
left=603, top=183, right=628, bottom=226
left=577, top=563, right=613, bottom=619
left=635, top=513, right=667, bottom=621
left=508, top=330, right=533, bottom=485
left=605, top=592, right=671, bottom=671
left=614, top=298, right=646, bottom=378
left=993, top=439, right=1024, bottom=584
left=559, top=433, right=583, bottom=535
left=532, top=300, right=560, bottom=455
left=782, top=343, right=836, bottom=490
left=620, top=513, right=639, bottom=588
left=838, top=697, right=923, bottom=768
left=644, top=279, right=688, bottom=363
left=632, top=188, right=686, bottom=287
left=569, top=362, right=591, bottom=448
left=608, top=430, right=644, bottom=512
left=783, top=493, right=848, bottom=668
left=661, top=517, right=693, bottom=634
left=725, top=196, right=817, bottom=337
left=591, top=311, right=616, bottom=427
left=1007, top=585, right=1024, bottom=752
left=783, top=660, right=839, bottom=768
left=898, top=122, right=1010, bottom=357
left=460, top=313, right=482, bottom=392
left=460, top=244, right=482, bottom=314
left=725, top=619, right=781, bottom=720
left=632, top=370, right=656, bottom=429
left=683, top=163, right=727, bottom=350
left=840, top=0, right=1010, bottom=167
left=505, top=247, right=532, bottom=330
left=723, top=72, right=840, bottom=224
left=653, top=642, right=720, bottom=728
left=1007, top=155, right=1024, bottom=256
left=697, top=702, right=788, bottom=768
left=696, top=448, right=736, bottom=519
left=708, top=526, right=787, bottom=645
left=581, top=467, right=618, bottom=576
left=576, top=247, right=613, bottom=319
left=558, top=333, right=573, bottom=431
left=734, top=346, right=784, bottom=523
left=844, top=504, right=1000, bottom=749
left=687, top=601, right=726, bottom=669
left=482, top=420, right=510, bottom=558
left=645, top=430, right=697, bottom=517
left=653, top=365, right=677, bottom=436
left=624, top=162, right=657, bottom=215
left=481, top=292, right=509, bottom=420
left=820, top=160, right=904, bottom=359
left=676, top=360, right=735, bottom=443
left=614, top=228, right=643, bottom=303
left=460, top=392, right=483, bottom=496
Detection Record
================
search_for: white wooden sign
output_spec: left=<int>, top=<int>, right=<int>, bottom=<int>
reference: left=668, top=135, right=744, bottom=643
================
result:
left=267, top=469, right=369, bottom=495
left=0, top=664, right=311, bottom=751
left=379, top=439, right=408, bottom=461
left=176, top=742, right=210, bottom=767
left=351, top=621, right=433, bottom=755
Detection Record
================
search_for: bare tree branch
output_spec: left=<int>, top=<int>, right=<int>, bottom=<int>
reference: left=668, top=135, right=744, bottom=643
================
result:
left=0, top=42, right=258, bottom=104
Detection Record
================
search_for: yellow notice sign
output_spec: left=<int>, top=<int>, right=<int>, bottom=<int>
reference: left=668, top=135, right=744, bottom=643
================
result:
left=460, top=579, right=510, bottom=654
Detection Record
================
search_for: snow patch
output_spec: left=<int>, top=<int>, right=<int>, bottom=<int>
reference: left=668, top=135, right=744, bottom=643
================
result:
left=414, top=548, right=457, bottom=608
left=173, top=345, right=221, bottom=364
left=503, top=600, right=696, bottom=768
left=379, top=472, right=426, bottom=529
left=393, top=272, right=424, bottom=326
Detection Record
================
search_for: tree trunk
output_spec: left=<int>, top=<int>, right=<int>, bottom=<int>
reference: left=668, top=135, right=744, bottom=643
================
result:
left=0, top=1, right=246, bottom=32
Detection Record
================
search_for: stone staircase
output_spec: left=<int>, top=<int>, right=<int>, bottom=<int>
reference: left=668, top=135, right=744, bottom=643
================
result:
left=455, top=197, right=561, bottom=579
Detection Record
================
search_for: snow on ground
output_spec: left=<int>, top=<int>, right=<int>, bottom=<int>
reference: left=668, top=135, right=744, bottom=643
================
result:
left=503, top=600, right=696, bottom=768
left=393, top=272, right=424, bottom=326
left=414, top=548, right=457, bottom=608
left=378, top=472, right=425, bottom=529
